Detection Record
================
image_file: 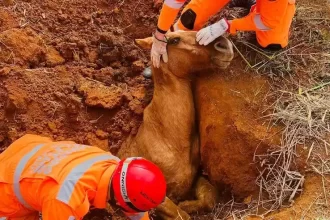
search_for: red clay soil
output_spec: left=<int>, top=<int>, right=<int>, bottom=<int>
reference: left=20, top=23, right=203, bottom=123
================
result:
left=0, top=0, right=329, bottom=219
left=0, top=0, right=262, bottom=216
left=0, top=0, right=158, bottom=219
left=0, top=0, right=159, bottom=152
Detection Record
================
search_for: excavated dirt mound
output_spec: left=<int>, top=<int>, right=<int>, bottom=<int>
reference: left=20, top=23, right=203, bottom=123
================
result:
left=195, top=67, right=282, bottom=198
left=0, top=28, right=65, bottom=67
left=1, top=65, right=151, bottom=154
left=0, top=0, right=158, bottom=153
left=0, top=1, right=157, bottom=218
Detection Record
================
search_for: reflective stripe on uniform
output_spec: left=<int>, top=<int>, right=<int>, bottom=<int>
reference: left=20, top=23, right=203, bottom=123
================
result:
left=14, top=144, right=45, bottom=210
left=127, top=212, right=146, bottom=220
left=56, top=154, right=120, bottom=204
left=253, top=14, right=271, bottom=31
left=164, top=0, right=185, bottom=9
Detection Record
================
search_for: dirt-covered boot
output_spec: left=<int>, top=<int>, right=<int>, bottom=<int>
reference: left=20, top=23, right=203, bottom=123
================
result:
left=228, top=0, right=256, bottom=9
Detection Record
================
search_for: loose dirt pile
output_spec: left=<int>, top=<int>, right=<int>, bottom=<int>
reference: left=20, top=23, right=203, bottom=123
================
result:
left=0, top=1, right=157, bottom=218
left=0, top=0, right=158, bottom=155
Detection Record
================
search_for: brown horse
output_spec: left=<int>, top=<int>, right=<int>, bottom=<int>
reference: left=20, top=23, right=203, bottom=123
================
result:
left=118, top=31, right=234, bottom=219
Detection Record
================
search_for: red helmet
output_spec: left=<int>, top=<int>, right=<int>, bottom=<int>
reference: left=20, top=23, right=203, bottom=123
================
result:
left=111, top=157, right=166, bottom=213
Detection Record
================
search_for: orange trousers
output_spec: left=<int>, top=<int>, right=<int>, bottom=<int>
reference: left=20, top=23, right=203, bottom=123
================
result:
left=254, top=2, right=296, bottom=48
left=176, top=0, right=230, bottom=31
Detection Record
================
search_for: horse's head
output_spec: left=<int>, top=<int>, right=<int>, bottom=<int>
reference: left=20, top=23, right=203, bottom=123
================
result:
left=136, top=31, right=234, bottom=77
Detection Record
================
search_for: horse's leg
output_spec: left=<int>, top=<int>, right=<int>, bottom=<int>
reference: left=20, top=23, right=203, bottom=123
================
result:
left=155, top=197, right=190, bottom=220
left=178, top=177, right=218, bottom=214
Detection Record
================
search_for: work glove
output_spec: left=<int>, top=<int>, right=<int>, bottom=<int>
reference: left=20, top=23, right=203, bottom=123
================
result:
left=196, top=18, right=230, bottom=46
left=151, top=30, right=168, bottom=68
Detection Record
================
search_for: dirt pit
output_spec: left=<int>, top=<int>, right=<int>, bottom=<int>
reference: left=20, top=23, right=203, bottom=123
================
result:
left=0, top=0, right=329, bottom=219
left=0, top=0, right=157, bottom=155
left=0, top=1, right=157, bottom=218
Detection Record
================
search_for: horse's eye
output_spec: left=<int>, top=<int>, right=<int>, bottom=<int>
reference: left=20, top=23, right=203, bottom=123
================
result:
left=168, top=37, right=180, bottom=45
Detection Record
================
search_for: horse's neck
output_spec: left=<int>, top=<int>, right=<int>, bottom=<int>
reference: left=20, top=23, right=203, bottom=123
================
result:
left=145, top=68, right=195, bottom=137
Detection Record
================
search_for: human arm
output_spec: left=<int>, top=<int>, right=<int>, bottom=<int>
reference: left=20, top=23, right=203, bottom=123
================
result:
left=151, top=0, right=187, bottom=68
left=157, top=0, right=187, bottom=34
left=41, top=200, right=83, bottom=220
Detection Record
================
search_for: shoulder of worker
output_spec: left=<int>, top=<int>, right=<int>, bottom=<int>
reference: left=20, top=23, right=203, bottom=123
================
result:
left=14, top=133, right=54, bottom=144
left=0, top=134, right=54, bottom=157
left=124, top=211, right=150, bottom=220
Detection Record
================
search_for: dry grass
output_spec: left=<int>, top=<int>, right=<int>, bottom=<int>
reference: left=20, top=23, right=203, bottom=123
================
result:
left=272, top=89, right=330, bottom=148
left=237, top=3, right=330, bottom=218
left=204, top=1, right=330, bottom=219
left=262, top=85, right=330, bottom=206
left=229, top=3, right=330, bottom=79
left=205, top=82, right=330, bottom=220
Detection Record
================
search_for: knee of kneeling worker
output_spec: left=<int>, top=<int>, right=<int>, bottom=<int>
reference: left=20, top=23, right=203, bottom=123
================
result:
left=179, top=9, right=197, bottom=30
left=263, top=44, right=283, bottom=51
left=256, top=34, right=288, bottom=50
left=257, top=38, right=285, bottom=50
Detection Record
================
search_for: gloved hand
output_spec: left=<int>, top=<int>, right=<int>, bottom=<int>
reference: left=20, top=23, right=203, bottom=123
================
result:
left=196, top=18, right=230, bottom=46
left=151, top=31, right=168, bottom=68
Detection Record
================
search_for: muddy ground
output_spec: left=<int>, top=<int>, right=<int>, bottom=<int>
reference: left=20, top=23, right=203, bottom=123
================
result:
left=0, top=0, right=159, bottom=154
left=0, top=0, right=329, bottom=219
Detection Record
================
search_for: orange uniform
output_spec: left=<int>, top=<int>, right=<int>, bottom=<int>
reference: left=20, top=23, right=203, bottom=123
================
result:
left=157, top=0, right=296, bottom=48
left=0, top=134, right=149, bottom=220
left=157, top=0, right=230, bottom=32
left=229, top=0, right=296, bottom=48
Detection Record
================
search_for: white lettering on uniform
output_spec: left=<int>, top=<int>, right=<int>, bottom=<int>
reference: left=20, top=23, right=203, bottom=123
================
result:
left=29, top=144, right=91, bottom=175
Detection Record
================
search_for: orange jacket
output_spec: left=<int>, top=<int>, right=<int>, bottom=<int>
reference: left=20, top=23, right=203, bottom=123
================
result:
left=0, top=134, right=149, bottom=220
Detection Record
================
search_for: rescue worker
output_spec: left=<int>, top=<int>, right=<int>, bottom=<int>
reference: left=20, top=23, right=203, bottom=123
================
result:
left=0, top=134, right=167, bottom=220
left=151, top=0, right=296, bottom=68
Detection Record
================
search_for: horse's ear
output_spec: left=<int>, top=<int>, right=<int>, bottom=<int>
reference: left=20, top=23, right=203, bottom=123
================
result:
left=135, top=37, right=153, bottom=49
